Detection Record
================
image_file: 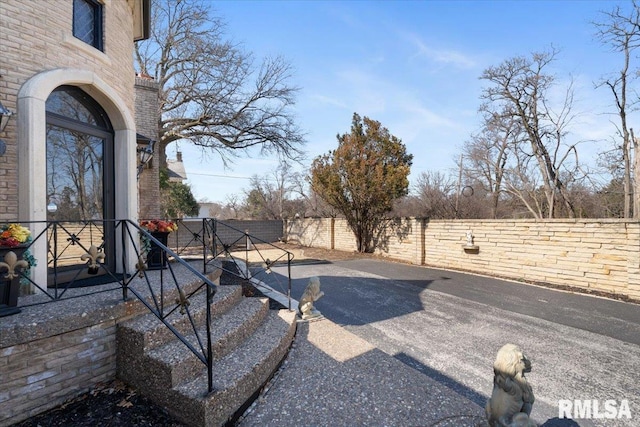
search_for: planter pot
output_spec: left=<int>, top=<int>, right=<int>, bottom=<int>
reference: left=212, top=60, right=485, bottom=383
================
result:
left=0, top=245, right=28, bottom=317
left=147, top=231, right=169, bottom=270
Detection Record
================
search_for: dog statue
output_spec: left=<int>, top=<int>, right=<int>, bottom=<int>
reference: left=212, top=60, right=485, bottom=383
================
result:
left=298, top=276, right=324, bottom=320
left=485, top=343, right=536, bottom=427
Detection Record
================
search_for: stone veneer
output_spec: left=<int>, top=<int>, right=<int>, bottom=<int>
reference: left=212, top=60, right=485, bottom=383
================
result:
left=0, top=264, right=219, bottom=426
left=285, top=218, right=640, bottom=301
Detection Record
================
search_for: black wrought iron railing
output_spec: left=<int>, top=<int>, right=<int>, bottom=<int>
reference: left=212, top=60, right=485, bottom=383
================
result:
left=0, top=218, right=293, bottom=393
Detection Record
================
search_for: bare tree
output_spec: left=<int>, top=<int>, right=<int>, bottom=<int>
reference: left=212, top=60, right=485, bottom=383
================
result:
left=413, top=171, right=457, bottom=219
left=243, top=162, right=301, bottom=219
left=223, top=194, right=242, bottom=219
left=480, top=49, right=580, bottom=218
left=594, top=2, right=640, bottom=217
left=463, top=110, right=518, bottom=218
left=135, top=0, right=305, bottom=168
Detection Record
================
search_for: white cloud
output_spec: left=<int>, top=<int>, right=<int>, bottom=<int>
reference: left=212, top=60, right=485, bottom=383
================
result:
left=309, top=94, right=349, bottom=109
left=402, top=31, right=477, bottom=69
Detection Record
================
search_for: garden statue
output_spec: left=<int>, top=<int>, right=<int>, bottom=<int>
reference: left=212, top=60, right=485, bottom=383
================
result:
left=465, top=231, right=474, bottom=247
left=485, top=343, right=537, bottom=427
left=298, top=276, right=324, bottom=320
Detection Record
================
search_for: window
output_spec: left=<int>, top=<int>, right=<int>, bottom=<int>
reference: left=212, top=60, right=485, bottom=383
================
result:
left=73, top=0, right=103, bottom=51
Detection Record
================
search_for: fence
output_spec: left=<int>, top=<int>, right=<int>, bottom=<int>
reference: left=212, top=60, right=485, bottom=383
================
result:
left=284, top=217, right=640, bottom=301
left=0, top=218, right=292, bottom=426
left=171, top=219, right=283, bottom=250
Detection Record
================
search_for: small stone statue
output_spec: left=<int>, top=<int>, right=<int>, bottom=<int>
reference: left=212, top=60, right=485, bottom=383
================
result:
left=298, top=276, right=324, bottom=320
left=465, top=231, right=474, bottom=247
left=485, top=344, right=536, bottom=427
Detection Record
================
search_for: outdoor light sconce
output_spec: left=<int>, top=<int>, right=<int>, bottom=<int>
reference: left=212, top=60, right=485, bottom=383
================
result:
left=136, top=135, right=155, bottom=178
left=0, top=100, right=14, bottom=157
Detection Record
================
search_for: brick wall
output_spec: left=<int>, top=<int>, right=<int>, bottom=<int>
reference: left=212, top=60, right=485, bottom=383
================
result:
left=0, top=0, right=136, bottom=220
left=0, top=322, right=117, bottom=426
left=285, top=218, right=640, bottom=301
left=135, top=77, right=161, bottom=219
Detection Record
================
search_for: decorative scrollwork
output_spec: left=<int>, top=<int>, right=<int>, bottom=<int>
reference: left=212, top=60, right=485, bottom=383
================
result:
left=175, top=288, right=190, bottom=315
left=80, top=245, right=105, bottom=273
left=67, top=234, right=81, bottom=245
left=0, top=250, right=29, bottom=280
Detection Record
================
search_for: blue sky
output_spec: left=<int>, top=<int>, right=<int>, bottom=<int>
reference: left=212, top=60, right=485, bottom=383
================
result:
left=166, top=0, right=631, bottom=203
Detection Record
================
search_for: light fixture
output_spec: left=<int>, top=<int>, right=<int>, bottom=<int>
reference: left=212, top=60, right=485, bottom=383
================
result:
left=136, top=134, right=155, bottom=177
left=0, top=101, right=14, bottom=157
left=0, top=101, right=13, bottom=133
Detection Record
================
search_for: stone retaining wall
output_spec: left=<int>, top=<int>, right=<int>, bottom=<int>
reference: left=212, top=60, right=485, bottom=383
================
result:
left=285, top=218, right=640, bottom=301
left=0, top=322, right=117, bottom=426
left=0, top=269, right=221, bottom=426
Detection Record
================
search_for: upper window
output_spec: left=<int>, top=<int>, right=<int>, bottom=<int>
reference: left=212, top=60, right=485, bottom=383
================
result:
left=73, top=0, right=103, bottom=51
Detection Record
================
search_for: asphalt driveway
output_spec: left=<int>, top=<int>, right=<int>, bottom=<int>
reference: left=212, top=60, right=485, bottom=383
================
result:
left=252, top=258, right=640, bottom=426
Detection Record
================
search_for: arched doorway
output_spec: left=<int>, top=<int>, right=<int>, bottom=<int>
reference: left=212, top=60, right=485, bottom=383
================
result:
left=45, top=86, right=115, bottom=284
left=46, top=86, right=114, bottom=221
left=18, top=68, right=138, bottom=291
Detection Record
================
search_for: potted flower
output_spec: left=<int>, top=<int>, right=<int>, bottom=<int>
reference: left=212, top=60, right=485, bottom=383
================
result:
left=139, top=219, right=177, bottom=269
left=0, top=223, right=34, bottom=316
left=140, top=219, right=178, bottom=233
left=0, top=223, right=32, bottom=248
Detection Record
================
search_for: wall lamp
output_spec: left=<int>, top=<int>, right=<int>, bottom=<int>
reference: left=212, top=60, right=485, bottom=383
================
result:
left=136, top=134, right=155, bottom=178
left=0, top=101, right=14, bottom=156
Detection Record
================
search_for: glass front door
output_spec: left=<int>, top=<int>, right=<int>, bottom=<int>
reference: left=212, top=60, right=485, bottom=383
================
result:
left=45, top=86, right=114, bottom=286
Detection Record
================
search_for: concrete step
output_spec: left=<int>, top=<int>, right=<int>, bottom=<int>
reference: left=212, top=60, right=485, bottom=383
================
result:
left=142, top=297, right=270, bottom=389
left=117, top=272, right=298, bottom=427
left=117, top=284, right=243, bottom=357
left=160, top=309, right=297, bottom=427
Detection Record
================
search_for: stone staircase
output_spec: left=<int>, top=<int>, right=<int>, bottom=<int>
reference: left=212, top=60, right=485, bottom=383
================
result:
left=116, top=277, right=297, bottom=426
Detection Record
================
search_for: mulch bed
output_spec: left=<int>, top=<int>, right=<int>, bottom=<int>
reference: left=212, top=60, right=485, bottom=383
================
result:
left=13, top=380, right=185, bottom=427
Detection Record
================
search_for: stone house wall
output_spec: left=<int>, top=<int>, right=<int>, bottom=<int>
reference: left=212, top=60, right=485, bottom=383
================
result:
left=0, top=0, right=137, bottom=221
left=135, top=76, right=161, bottom=219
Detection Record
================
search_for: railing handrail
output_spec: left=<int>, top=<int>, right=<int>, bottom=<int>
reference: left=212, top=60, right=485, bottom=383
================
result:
left=1, top=218, right=294, bottom=393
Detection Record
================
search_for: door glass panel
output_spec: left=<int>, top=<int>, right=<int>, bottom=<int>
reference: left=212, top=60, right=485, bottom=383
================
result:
left=46, top=89, right=100, bottom=126
left=47, top=124, right=104, bottom=221
left=45, top=86, right=113, bottom=287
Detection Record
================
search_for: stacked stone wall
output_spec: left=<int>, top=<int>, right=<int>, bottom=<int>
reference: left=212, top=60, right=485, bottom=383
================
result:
left=0, top=322, right=117, bottom=427
left=284, top=218, right=332, bottom=249
left=172, top=220, right=285, bottom=249
left=286, top=218, right=640, bottom=300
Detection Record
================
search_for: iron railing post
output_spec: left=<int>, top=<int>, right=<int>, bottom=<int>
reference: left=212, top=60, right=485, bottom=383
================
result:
left=52, top=222, right=58, bottom=298
left=202, top=218, right=207, bottom=274
left=206, top=281, right=213, bottom=393
left=287, top=251, right=292, bottom=311
left=121, top=220, right=128, bottom=300
left=245, top=230, right=250, bottom=279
